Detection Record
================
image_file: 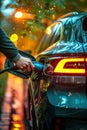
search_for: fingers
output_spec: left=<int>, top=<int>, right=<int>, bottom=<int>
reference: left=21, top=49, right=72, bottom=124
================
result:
left=29, top=61, right=35, bottom=71
left=22, top=64, right=31, bottom=72
left=22, top=60, right=35, bottom=72
left=15, top=56, right=35, bottom=72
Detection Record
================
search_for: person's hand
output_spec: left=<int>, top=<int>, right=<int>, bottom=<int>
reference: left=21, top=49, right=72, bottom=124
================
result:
left=14, top=56, right=35, bottom=72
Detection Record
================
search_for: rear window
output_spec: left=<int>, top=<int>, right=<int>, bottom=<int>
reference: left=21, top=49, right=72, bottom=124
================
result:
left=82, top=16, right=87, bottom=43
left=36, top=22, right=62, bottom=54
left=82, top=17, right=87, bottom=31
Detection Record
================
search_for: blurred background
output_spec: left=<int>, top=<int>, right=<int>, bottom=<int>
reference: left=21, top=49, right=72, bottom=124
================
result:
left=0, top=0, right=87, bottom=127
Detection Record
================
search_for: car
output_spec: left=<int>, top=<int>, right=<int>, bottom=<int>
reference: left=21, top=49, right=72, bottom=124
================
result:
left=26, top=12, right=87, bottom=130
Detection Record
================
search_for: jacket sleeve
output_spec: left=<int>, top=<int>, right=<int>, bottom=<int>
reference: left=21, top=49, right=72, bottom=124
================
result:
left=0, top=28, right=21, bottom=62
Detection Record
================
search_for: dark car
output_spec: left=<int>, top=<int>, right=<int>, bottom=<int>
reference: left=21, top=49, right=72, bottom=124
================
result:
left=27, top=12, right=87, bottom=130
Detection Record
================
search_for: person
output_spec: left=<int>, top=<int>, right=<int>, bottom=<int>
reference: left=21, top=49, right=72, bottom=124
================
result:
left=0, top=27, right=35, bottom=72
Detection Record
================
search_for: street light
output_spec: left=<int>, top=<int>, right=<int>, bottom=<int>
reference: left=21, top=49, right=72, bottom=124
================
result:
left=14, top=11, right=23, bottom=18
left=14, top=10, right=35, bottom=20
left=12, top=9, right=51, bottom=25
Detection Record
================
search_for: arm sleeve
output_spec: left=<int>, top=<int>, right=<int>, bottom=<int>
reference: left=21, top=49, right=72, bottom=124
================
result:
left=0, top=28, right=21, bottom=62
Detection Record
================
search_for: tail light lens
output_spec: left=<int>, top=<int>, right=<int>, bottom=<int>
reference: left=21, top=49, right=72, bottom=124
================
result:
left=47, top=57, right=86, bottom=76
left=39, top=56, right=86, bottom=85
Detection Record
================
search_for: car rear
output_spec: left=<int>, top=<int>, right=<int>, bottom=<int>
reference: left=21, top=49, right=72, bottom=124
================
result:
left=35, top=12, right=87, bottom=129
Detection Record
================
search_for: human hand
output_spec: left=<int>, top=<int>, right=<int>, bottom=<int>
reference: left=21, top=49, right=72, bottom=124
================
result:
left=14, top=56, right=35, bottom=72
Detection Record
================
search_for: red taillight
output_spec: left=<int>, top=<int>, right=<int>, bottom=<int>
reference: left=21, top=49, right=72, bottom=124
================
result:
left=47, top=57, right=86, bottom=75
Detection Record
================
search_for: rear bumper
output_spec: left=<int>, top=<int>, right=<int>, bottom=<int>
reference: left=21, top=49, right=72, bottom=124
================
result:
left=46, top=84, right=87, bottom=119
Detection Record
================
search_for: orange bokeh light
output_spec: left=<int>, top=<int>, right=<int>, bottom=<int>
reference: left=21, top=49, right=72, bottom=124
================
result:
left=14, top=11, right=23, bottom=18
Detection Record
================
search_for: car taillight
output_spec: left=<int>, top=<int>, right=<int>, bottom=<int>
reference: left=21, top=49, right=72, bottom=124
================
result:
left=47, top=57, right=86, bottom=76
left=39, top=56, right=86, bottom=85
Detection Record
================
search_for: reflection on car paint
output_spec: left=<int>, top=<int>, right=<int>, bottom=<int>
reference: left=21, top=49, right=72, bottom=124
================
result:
left=47, top=88, right=87, bottom=109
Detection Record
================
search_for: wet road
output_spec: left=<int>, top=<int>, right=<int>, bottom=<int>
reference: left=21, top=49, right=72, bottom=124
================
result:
left=0, top=73, right=28, bottom=130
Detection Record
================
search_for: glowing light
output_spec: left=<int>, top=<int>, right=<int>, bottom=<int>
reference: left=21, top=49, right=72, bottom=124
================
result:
left=14, top=123, right=21, bottom=128
left=46, top=28, right=52, bottom=35
left=54, top=58, right=85, bottom=74
left=10, top=34, right=18, bottom=42
left=14, top=11, right=35, bottom=20
left=13, top=128, right=19, bottom=130
left=14, top=11, right=23, bottom=18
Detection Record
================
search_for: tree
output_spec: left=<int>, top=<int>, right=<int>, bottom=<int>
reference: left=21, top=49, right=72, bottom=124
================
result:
left=14, top=0, right=87, bottom=34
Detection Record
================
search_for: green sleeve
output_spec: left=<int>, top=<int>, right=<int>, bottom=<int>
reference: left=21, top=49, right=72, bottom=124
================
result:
left=0, top=28, right=21, bottom=61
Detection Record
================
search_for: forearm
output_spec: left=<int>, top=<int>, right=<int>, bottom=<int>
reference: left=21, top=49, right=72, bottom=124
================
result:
left=0, top=28, right=20, bottom=61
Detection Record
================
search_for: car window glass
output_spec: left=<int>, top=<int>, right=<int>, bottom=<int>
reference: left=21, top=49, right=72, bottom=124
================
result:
left=36, top=22, right=62, bottom=53
left=82, top=16, right=87, bottom=43
left=74, top=17, right=87, bottom=43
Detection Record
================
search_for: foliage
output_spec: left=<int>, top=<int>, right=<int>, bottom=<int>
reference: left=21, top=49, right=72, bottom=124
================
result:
left=14, top=0, right=87, bottom=37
